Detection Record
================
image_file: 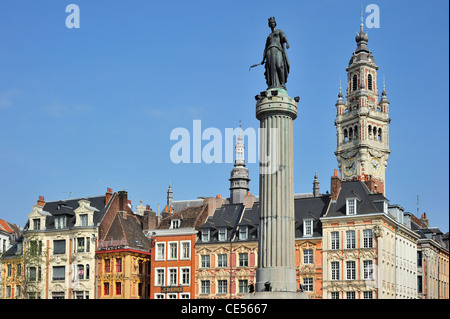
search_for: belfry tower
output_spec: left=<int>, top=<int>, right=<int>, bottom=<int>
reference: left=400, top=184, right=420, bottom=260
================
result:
left=334, top=21, right=391, bottom=195
left=229, top=125, right=250, bottom=204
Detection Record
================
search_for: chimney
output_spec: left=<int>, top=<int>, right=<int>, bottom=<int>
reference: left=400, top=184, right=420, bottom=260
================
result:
left=313, top=172, right=320, bottom=197
left=420, top=212, right=430, bottom=228
left=144, top=205, right=157, bottom=230
left=118, top=190, right=128, bottom=211
left=105, top=188, right=113, bottom=205
left=37, top=196, right=45, bottom=207
left=330, top=169, right=341, bottom=201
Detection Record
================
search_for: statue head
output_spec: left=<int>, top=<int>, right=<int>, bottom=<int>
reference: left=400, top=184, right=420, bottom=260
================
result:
left=268, top=17, right=276, bottom=28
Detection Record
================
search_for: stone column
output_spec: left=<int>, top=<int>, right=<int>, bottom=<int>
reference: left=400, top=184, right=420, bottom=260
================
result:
left=255, top=88, right=298, bottom=293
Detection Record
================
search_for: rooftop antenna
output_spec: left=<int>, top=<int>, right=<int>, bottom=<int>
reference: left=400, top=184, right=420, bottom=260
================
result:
left=416, top=195, right=420, bottom=217
left=63, top=191, right=77, bottom=198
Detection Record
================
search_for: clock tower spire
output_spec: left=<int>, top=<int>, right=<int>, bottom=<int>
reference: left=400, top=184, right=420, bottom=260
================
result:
left=334, top=21, right=391, bottom=195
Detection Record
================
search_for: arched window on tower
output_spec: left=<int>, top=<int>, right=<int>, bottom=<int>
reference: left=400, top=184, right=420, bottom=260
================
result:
left=368, top=125, right=372, bottom=139
left=349, top=127, right=353, bottom=141
left=368, top=74, right=373, bottom=91
left=373, top=126, right=377, bottom=140
left=354, top=126, right=358, bottom=140
left=344, top=129, right=348, bottom=143
left=378, top=128, right=382, bottom=141
left=352, top=74, right=358, bottom=91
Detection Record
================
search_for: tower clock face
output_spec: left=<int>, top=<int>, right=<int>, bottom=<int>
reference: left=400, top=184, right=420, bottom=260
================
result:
left=344, top=158, right=356, bottom=176
left=370, top=157, right=382, bottom=176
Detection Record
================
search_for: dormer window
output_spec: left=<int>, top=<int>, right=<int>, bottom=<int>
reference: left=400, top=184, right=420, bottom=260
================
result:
left=79, top=214, right=88, bottom=227
left=303, top=219, right=313, bottom=237
left=170, top=219, right=181, bottom=229
left=238, top=226, right=248, bottom=240
left=218, top=227, right=227, bottom=241
left=346, top=198, right=358, bottom=215
left=201, top=229, right=210, bottom=242
left=33, top=219, right=41, bottom=230
left=55, top=216, right=67, bottom=229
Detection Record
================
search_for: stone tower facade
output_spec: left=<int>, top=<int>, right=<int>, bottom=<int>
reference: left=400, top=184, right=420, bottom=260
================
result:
left=335, top=22, right=391, bottom=195
left=229, top=127, right=250, bottom=204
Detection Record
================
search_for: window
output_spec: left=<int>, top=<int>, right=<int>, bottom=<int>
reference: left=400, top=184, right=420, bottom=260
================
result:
left=363, top=291, right=373, bottom=299
left=202, top=229, right=210, bottom=242
left=53, top=240, right=66, bottom=255
left=368, top=74, right=373, bottom=90
left=363, top=260, right=373, bottom=280
left=352, top=74, right=358, bottom=91
left=79, top=214, right=88, bottom=227
left=115, top=282, right=121, bottom=295
left=7, top=264, right=12, bottom=277
left=331, top=231, right=340, bottom=250
left=346, top=198, right=357, bottom=215
left=116, top=258, right=122, bottom=272
left=169, top=242, right=178, bottom=260
left=302, top=278, right=313, bottom=292
left=218, top=227, right=227, bottom=241
left=33, top=219, right=41, bottom=230
left=303, top=249, right=313, bottom=264
left=417, top=251, right=423, bottom=267
left=331, top=291, right=339, bottom=299
left=201, top=255, right=210, bottom=268
left=346, top=230, right=356, bottom=249
left=77, top=264, right=84, bottom=280
left=303, top=219, right=313, bottom=237
left=168, top=268, right=177, bottom=286
left=218, top=254, right=228, bottom=267
left=363, top=229, right=373, bottom=248
left=181, top=267, right=190, bottom=285
left=331, top=261, right=340, bottom=280
left=156, top=268, right=165, bottom=286
left=346, top=291, right=356, bottom=299
left=239, top=280, right=248, bottom=293
left=201, top=280, right=210, bottom=294
left=55, top=216, right=66, bottom=229
left=156, top=243, right=165, bottom=260
left=170, top=219, right=180, bottom=229
left=180, top=293, right=190, bottom=299
left=29, top=266, right=41, bottom=282
left=218, top=280, right=227, bottom=294
left=346, top=261, right=356, bottom=280
left=52, top=266, right=65, bottom=281
left=104, top=259, right=111, bottom=273
left=181, top=241, right=190, bottom=259
left=77, top=237, right=90, bottom=253
left=418, top=275, right=423, bottom=293
left=239, top=253, right=248, bottom=267
left=238, top=226, right=248, bottom=240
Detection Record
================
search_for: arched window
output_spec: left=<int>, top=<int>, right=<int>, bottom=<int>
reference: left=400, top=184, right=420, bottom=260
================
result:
left=378, top=128, right=382, bottom=141
left=352, top=74, right=358, bottom=91
left=354, top=126, right=358, bottom=140
left=349, top=127, right=353, bottom=141
left=344, top=129, right=348, bottom=143
left=373, top=126, right=377, bottom=139
left=368, top=125, right=372, bottom=139
left=368, top=74, right=373, bottom=91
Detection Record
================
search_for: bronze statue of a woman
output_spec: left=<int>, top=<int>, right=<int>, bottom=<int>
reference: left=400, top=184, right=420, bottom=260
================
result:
left=261, top=17, right=290, bottom=90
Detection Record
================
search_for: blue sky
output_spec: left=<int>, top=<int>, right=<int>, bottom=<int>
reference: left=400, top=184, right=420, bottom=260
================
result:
left=0, top=0, right=448, bottom=232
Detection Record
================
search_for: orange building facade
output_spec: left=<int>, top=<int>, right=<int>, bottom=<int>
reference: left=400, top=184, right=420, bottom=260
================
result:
left=148, top=228, right=197, bottom=299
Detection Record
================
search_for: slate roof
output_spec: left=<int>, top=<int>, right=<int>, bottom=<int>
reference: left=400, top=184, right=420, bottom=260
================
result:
left=24, top=195, right=109, bottom=231
left=295, top=195, right=331, bottom=238
left=326, top=181, right=388, bottom=218
left=198, top=193, right=332, bottom=243
left=200, top=204, right=245, bottom=242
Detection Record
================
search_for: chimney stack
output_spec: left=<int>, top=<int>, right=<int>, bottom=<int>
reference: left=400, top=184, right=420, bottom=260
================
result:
left=105, top=188, right=113, bottom=205
left=118, top=190, right=128, bottom=211
left=330, top=169, right=341, bottom=201
left=37, top=196, right=45, bottom=207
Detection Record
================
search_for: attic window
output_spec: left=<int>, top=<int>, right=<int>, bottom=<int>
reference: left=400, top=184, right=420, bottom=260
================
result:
left=303, top=219, right=313, bottom=237
left=201, top=229, right=210, bottom=242
left=346, top=198, right=358, bottom=215
left=170, top=219, right=181, bottom=229
left=218, top=227, right=227, bottom=241
left=238, top=226, right=248, bottom=240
